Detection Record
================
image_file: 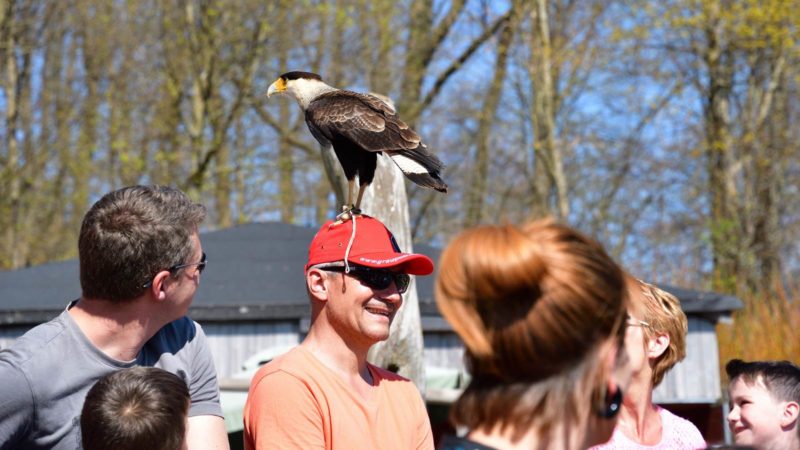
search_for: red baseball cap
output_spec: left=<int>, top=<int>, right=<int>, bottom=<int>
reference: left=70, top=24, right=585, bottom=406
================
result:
left=305, top=215, right=434, bottom=275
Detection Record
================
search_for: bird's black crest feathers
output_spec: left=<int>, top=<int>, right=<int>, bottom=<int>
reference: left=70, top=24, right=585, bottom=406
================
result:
left=281, top=71, right=322, bottom=81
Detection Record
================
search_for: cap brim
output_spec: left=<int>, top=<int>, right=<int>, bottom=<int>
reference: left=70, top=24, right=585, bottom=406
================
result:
left=349, top=252, right=434, bottom=275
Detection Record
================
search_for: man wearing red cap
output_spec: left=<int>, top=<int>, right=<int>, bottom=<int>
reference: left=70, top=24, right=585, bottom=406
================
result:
left=243, top=215, right=435, bottom=450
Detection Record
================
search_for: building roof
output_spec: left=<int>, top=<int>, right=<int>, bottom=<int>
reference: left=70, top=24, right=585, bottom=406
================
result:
left=0, top=222, right=742, bottom=325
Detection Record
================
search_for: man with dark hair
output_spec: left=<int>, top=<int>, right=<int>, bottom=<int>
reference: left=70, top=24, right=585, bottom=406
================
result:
left=244, top=215, right=435, bottom=450
left=726, top=358, right=800, bottom=450
left=0, top=185, right=229, bottom=450
left=81, top=367, right=190, bottom=450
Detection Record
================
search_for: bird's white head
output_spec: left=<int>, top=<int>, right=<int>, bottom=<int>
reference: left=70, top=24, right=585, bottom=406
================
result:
left=267, top=71, right=336, bottom=110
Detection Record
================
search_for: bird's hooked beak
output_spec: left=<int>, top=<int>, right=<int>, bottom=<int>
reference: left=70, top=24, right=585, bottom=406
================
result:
left=267, top=77, right=287, bottom=98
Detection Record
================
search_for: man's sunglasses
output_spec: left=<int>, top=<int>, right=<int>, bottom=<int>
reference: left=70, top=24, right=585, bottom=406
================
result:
left=322, top=266, right=410, bottom=294
left=171, top=252, right=208, bottom=275
left=142, top=252, right=208, bottom=288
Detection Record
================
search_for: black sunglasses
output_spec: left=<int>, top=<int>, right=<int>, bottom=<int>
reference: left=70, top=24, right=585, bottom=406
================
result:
left=169, top=252, right=208, bottom=275
left=322, top=266, right=410, bottom=294
left=142, top=252, right=208, bottom=288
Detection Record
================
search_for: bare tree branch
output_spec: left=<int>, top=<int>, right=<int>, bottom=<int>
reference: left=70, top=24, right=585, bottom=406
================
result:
left=418, top=9, right=512, bottom=114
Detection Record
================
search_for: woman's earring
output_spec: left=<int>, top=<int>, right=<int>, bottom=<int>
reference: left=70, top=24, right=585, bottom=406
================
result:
left=597, top=384, right=623, bottom=419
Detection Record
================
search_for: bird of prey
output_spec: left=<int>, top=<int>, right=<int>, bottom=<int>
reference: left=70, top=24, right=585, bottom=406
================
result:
left=267, top=71, right=447, bottom=216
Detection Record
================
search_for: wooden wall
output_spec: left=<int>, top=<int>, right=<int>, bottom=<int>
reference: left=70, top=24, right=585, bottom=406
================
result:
left=203, top=321, right=301, bottom=378
left=1, top=315, right=725, bottom=405
left=420, top=316, right=724, bottom=404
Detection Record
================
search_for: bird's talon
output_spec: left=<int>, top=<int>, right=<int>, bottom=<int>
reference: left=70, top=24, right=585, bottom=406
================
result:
left=335, top=210, right=352, bottom=222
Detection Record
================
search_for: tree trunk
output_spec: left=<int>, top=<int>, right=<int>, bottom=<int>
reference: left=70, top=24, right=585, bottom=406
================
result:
left=1, top=0, right=22, bottom=268
left=464, top=7, right=516, bottom=226
left=702, top=3, right=740, bottom=293
left=397, top=0, right=433, bottom=125
left=744, top=53, right=787, bottom=296
left=529, top=0, right=568, bottom=219
left=277, top=2, right=296, bottom=223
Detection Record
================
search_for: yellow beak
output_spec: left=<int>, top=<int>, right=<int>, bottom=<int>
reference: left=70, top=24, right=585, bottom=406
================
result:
left=267, top=78, right=286, bottom=98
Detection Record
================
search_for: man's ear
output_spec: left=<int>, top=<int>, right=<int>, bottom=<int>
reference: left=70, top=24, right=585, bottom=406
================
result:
left=781, top=401, right=799, bottom=429
left=306, top=269, right=329, bottom=302
left=147, top=270, right=171, bottom=301
left=647, top=333, right=670, bottom=359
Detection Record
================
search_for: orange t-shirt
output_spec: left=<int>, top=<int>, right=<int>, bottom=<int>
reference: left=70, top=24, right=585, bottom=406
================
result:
left=243, top=346, right=434, bottom=450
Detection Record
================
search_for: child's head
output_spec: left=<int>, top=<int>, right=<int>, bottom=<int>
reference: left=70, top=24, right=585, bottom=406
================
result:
left=81, top=367, right=190, bottom=450
left=726, top=359, right=800, bottom=450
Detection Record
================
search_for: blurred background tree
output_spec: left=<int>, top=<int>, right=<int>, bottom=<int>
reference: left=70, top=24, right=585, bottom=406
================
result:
left=1, top=0, right=798, bottom=366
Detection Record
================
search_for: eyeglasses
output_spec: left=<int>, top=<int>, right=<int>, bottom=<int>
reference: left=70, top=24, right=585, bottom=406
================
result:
left=322, top=266, right=410, bottom=294
left=142, top=252, right=208, bottom=288
left=170, top=252, right=208, bottom=275
left=626, top=314, right=650, bottom=328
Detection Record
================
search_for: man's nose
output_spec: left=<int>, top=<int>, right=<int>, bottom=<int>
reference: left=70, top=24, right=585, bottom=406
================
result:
left=378, top=285, right=403, bottom=306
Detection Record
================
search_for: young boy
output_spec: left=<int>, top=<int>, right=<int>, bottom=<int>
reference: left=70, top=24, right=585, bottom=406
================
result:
left=726, top=359, right=800, bottom=450
left=80, top=367, right=191, bottom=450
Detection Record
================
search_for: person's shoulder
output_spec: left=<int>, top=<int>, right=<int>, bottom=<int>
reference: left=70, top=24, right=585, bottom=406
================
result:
left=658, top=406, right=706, bottom=446
left=659, top=406, right=700, bottom=429
left=161, top=315, right=199, bottom=335
left=0, top=314, right=70, bottom=404
left=0, top=314, right=69, bottom=368
left=370, top=364, right=410, bottom=382
left=250, top=347, right=305, bottom=382
left=369, top=363, right=426, bottom=404
left=437, top=435, right=497, bottom=450
left=150, top=316, right=201, bottom=346
left=248, top=347, right=319, bottom=398
left=586, top=429, right=623, bottom=450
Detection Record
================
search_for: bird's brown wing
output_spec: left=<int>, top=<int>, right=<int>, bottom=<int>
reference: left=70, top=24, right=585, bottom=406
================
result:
left=306, top=90, right=447, bottom=192
left=306, top=91, right=421, bottom=153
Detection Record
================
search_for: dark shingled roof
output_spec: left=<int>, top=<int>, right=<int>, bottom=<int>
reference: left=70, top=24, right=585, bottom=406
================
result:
left=0, top=222, right=742, bottom=325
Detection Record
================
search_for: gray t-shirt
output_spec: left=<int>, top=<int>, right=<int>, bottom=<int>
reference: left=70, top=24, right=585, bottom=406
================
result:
left=0, top=305, right=223, bottom=450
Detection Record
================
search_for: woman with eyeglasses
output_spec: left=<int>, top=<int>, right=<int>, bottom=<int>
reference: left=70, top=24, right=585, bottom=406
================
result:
left=590, top=277, right=705, bottom=449
left=434, top=219, right=631, bottom=450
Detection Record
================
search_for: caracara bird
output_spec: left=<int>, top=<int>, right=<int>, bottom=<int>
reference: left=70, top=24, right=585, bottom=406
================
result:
left=267, top=71, right=447, bottom=216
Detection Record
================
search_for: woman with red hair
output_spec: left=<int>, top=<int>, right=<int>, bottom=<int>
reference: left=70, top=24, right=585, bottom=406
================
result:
left=435, top=219, right=631, bottom=450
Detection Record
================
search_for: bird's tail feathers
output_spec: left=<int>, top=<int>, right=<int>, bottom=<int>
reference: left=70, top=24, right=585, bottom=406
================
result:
left=387, top=151, right=448, bottom=193
left=405, top=173, right=448, bottom=193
